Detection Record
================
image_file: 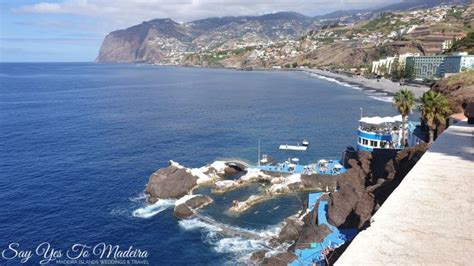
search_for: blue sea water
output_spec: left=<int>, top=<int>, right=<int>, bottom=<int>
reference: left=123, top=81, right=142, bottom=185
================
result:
left=0, top=63, right=398, bottom=265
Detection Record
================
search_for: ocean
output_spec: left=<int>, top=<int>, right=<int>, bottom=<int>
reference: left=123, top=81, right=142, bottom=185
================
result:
left=0, top=63, right=398, bottom=265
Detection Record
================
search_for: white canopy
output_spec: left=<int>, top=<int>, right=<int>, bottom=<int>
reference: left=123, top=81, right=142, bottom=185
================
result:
left=359, top=115, right=402, bottom=125
left=318, top=159, right=328, bottom=163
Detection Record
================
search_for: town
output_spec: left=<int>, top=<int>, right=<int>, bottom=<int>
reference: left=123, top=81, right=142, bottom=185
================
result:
left=171, top=4, right=473, bottom=81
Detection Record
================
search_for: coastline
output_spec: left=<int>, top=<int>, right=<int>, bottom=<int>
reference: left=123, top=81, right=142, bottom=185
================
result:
left=303, top=68, right=430, bottom=98
left=146, top=63, right=430, bottom=99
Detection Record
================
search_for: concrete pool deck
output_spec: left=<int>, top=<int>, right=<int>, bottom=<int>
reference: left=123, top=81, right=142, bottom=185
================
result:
left=336, top=120, right=474, bottom=265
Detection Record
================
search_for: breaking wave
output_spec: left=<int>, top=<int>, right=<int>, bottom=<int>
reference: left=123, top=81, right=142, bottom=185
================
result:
left=129, top=192, right=147, bottom=203
left=179, top=218, right=281, bottom=263
left=369, top=95, right=394, bottom=103
left=309, top=73, right=362, bottom=90
left=308, top=72, right=397, bottom=103
left=132, top=199, right=176, bottom=218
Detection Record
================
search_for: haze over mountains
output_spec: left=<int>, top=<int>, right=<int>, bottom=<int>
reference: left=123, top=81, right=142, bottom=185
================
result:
left=96, top=0, right=469, bottom=63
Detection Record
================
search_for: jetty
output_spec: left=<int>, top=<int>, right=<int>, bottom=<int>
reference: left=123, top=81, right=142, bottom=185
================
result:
left=336, top=121, right=474, bottom=265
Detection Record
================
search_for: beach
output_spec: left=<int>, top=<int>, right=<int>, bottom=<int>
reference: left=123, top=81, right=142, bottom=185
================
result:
left=305, top=69, right=430, bottom=98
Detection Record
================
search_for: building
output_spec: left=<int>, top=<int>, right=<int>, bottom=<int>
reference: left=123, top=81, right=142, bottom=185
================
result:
left=444, top=53, right=474, bottom=73
left=372, top=53, right=420, bottom=76
left=441, top=39, right=453, bottom=52
left=398, top=53, right=421, bottom=68
left=405, top=55, right=446, bottom=79
left=371, top=57, right=397, bottom=76
left=406, top=53, right=474, bottom=80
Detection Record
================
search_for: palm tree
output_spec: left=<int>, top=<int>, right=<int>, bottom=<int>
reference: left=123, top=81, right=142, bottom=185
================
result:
left=393, top=88, right=415, bottom=147
left=418, top=91, right=451, bottom=143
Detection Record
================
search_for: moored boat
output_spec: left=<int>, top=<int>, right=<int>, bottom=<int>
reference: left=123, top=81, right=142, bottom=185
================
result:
left=357, top=115, right=404, bottom=152
left=279, top=144, right=307, bottom=151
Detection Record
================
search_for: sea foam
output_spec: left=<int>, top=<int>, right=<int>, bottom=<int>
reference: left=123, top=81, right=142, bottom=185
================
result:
left=132, top=199, right=176, bottom=218
left=369, top=96, right=394, bottom=103
left=179, top=218, right=281, bottom=263
left=309, top=73, right=362, bottom=91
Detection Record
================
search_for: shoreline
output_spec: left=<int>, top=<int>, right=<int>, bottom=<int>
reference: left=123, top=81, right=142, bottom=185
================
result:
left=141, top=63, right=431, bottom=99
left=302, top=68, right=430, bottom=98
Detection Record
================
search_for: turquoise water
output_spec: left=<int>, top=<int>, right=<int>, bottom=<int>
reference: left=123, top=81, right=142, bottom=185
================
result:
left=0, top=63, right=397, bottom=265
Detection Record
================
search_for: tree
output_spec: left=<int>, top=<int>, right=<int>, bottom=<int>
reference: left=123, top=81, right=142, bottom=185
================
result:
left=378, top=65, right=387, bottom=76
left=446, top=32, right=474, bottom=55
left=402, top=63, right=415, bottom=80
left=418, top=91, right=451, bottom=143
left=391, top=60, right=401, bottom=81
left=393, top=89, right=416, bottom=147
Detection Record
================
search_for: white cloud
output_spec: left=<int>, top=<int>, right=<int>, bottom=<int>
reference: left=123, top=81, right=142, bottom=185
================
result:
left=14, top=0, right=399, bottom=31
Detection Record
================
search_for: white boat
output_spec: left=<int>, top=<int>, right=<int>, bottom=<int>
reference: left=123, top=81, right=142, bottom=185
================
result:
left=302, top=139, right=310, bottom=146
left=279, top=144, right=307, bottom=151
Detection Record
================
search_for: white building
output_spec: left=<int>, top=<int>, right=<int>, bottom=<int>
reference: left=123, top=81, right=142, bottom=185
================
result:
left=371, top=53, right=420, bottom=76
left=372, top=57, right=397, bottom=75
left=441, top=39, right=453, bottom=52
left=399, top=53, right=421, bottom=68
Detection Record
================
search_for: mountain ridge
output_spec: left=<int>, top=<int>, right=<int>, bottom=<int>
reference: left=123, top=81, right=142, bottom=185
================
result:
left=96, top=0, right=470, bottom=63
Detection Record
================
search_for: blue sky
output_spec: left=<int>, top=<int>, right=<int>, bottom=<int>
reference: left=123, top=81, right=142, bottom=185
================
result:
left=0, top=0, right=398, bottom=62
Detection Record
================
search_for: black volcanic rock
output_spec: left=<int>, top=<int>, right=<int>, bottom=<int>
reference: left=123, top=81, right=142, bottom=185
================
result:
left=173, top=195, right=213, bottom=219
left=276, top=217, right=305, bottom=244
left=295, top=223, right=332, bottom=249
left=327, top=144, right=429, bottom=229
left=145, top=162, right=198, bottom=203
left=173, top=203, right=194, bottom=218
left=184, top=194, right=213, bottom=209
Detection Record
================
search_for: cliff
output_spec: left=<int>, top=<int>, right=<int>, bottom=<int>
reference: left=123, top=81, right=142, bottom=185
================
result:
left=95, top=13, right=317, bottom=63
left=96, top=1, right=468, bottom=66
left=431, top=70, right=474, bottom=113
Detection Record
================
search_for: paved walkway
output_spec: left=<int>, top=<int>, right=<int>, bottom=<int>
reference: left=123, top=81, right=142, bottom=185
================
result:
left=336, top=121, right=474, bottom=265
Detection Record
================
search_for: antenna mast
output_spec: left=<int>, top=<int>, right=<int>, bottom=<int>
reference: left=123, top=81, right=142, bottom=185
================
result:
left=258, top=139, right=260, bottom=166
